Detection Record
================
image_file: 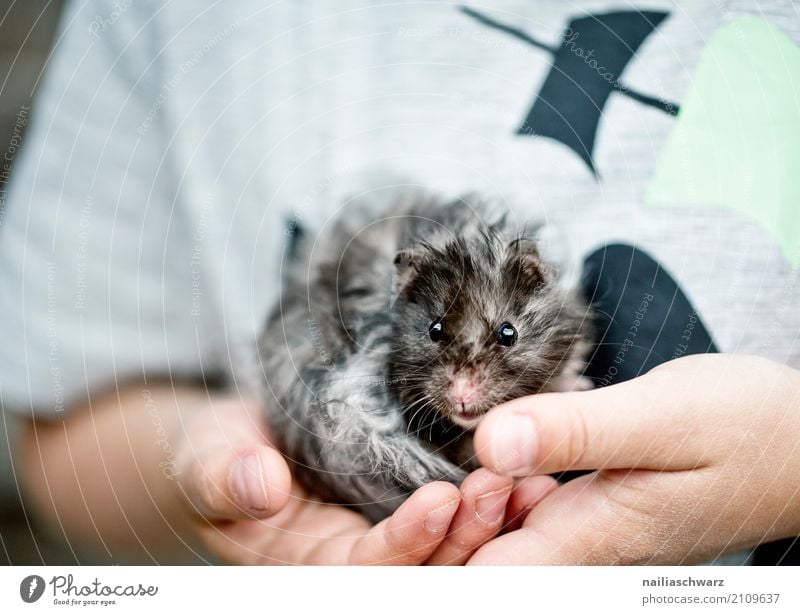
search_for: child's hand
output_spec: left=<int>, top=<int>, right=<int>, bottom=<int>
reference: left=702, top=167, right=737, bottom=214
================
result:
left=468, top=354, right=800, bottom=564
left=177, top=397, right=524, bottom=564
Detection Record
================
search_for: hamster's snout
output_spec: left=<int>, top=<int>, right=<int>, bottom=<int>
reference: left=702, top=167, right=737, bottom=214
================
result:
left=446, top=371, right=486, bottom=429
left=447, top=374, right=479, bottom=405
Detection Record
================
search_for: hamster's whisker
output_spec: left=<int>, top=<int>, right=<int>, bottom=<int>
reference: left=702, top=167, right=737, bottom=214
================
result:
left=415, top=407, right=436, bottom=439
left=428, top=411, right=442, bottom=442
left=404, top=394, right=431, bottom=415
left=409, top=404, right=438, bottom=439
left=405, top=395, right=434, bottom=434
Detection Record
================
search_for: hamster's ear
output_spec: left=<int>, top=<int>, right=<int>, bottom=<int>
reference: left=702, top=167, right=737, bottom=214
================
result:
left=486, top=213, right=506, bottom=233
left=392, top=248, right=422, bottom=302
left=506, top=238, right=553, bottom=285
left=510, top=236, right=540, bottom=259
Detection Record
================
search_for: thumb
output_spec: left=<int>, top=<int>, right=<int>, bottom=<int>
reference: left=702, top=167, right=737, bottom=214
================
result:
left=180, top=445, right=292, bottom=520
left=177, top=398, right=292, bottom=521
left=474, top=366, right=713, bottom=477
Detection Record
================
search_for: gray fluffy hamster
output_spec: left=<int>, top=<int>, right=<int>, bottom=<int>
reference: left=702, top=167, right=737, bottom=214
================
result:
left=259, top=189, right=591, bottom=522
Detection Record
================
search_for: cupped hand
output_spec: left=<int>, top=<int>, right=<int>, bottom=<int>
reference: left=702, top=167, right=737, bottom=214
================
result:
left=173, top=396, right=527, bottom=564
left=468, top=354, right=800, bottom=564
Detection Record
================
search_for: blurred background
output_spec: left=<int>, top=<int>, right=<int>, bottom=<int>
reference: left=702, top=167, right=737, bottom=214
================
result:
left=0, top=1, right=62, bottom=169
left=1, top=0, right=66, bottom=564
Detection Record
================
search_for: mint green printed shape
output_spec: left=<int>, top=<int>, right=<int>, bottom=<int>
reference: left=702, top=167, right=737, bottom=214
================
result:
left=646, top=17, right=800, bottom=266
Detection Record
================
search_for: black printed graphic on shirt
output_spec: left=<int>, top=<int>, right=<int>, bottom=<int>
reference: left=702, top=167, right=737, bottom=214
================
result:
left=460, top=7, right=677, bottom=176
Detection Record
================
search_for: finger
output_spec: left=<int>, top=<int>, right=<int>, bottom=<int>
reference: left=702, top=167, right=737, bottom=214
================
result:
left=425, top=469, right=513, bottom=565
left=470, top=468, right=721, bottom=565
left=468, top=473, right=628, bottom=565
left=346, top=481, right=461, bottom=565
left=180, top=445, right=292, bottom=521
left=474, top=369, right=712, bottom=477
left=177, top=396, right=291, bottom=520
left=503, top=475, right=559, bottom=533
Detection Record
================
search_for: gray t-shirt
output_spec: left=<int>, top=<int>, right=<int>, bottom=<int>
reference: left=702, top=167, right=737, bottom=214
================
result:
left=1, top=0, right=799, bottom=420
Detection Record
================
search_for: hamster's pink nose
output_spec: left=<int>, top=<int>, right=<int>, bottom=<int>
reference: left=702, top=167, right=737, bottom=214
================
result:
left=448, top=375, right=480, bottom=406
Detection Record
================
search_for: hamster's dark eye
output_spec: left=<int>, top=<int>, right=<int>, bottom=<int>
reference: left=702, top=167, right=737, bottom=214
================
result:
left=496, top=322, right=517, bottom=347
left=429, top=318, right=444, bottom=342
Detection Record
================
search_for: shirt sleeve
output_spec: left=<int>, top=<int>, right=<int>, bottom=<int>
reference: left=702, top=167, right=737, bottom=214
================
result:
left=0, top=0, right=220, bottom=417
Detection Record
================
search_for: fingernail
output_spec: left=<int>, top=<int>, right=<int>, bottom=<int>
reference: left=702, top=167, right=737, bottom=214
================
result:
left=230, top=454, right=269, bottom=511
left=423, top=499, right=459, bottom=534
left=490, top=412, right=538, bottom=475
left=475, top=486, right=512, bottom=525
